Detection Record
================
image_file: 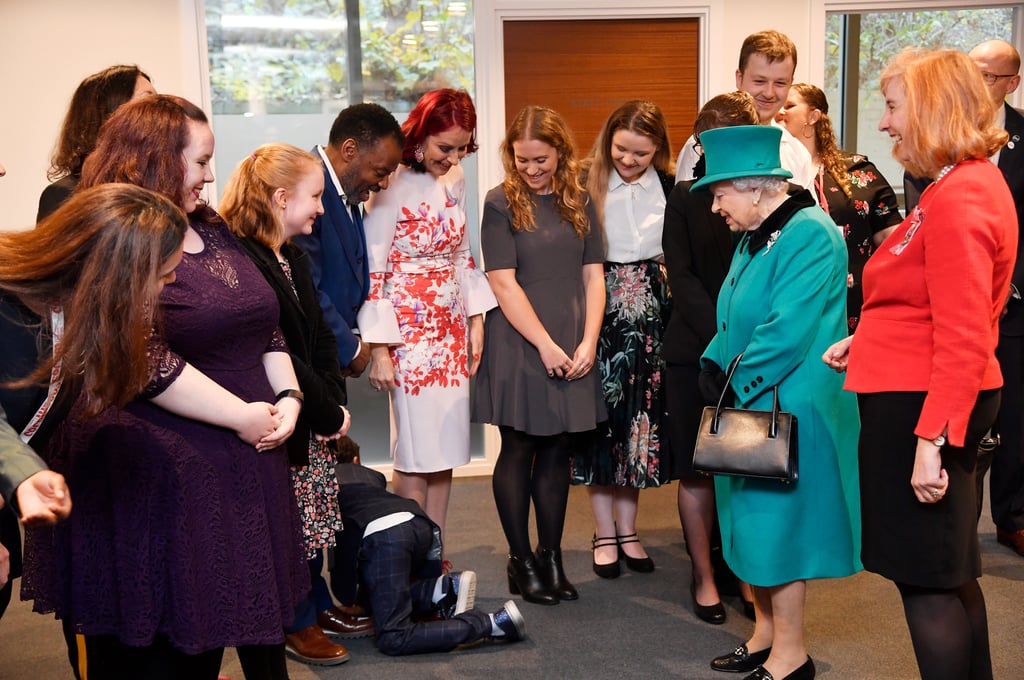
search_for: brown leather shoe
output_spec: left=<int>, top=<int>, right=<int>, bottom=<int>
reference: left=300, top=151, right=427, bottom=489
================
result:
left=997, top=527, right=1024, bottom=557
left=284, top=625, right=350, bottom=666
left=318, top=606, right=374, bottom=639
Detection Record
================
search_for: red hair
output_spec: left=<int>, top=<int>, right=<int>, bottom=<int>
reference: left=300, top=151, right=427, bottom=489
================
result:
left=79, top=94, right=209, bottom=213
left=400, top=89, right=478, bottom=168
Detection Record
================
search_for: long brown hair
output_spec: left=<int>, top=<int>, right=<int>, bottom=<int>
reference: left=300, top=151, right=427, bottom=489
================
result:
left=0, top=184, right=187, bottom=416
left=48, top=65, right=152, bottom=180
left=79, top=94, right=209, bottom=213
left=500, top=106, right=590, bottom=236
left=584, top=100, right=672, bottom=222
left=789, top=83, right=852, bottom=198
left=220, top=143, right=321, bottom=249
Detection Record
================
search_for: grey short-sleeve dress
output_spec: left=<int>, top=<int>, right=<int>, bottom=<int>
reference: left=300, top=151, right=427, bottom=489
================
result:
left=471, top=186, right=607, bottom=436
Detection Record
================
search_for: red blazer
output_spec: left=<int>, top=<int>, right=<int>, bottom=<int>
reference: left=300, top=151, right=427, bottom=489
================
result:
left=846, top=159, right=1018, bottom=445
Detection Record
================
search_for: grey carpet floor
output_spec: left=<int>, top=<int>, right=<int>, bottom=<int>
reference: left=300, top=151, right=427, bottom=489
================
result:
left=1, top=476, right=1022, bottom=679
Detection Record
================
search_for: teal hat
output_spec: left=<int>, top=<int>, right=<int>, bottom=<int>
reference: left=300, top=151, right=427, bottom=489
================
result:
left=690, top=125, right=793, bottom=191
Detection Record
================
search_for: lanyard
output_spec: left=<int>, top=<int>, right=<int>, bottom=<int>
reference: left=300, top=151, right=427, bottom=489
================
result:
left=20, top=307, right=64, bottom=444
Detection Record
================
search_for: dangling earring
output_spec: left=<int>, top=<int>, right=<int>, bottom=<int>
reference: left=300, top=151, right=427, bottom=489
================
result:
left=802, top=122, right=814, bottom=139
left=414, top=145, right=425, bottom=163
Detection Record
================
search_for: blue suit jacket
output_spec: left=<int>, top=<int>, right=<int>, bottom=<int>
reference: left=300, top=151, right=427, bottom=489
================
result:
left=292, top=151, right=370, bottom=364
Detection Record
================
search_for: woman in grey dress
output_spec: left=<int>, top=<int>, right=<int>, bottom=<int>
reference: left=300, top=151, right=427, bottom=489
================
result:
left=473, top=105, right=606, bottom=605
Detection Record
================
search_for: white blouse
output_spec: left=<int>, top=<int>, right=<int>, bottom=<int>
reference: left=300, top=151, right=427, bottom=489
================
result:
left=603, top=165, right=666, bottom=263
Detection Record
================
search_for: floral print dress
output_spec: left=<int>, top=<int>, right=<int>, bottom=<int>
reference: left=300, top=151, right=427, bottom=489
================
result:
left=813, top=154, right=902, bottom=332
left=359, top=164, right=496, bottom=472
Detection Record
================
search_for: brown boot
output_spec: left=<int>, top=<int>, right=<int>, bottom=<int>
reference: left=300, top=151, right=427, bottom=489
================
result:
left=284, top=624, right=350, bottom=666
left=317, top=606, right=374, bottom=639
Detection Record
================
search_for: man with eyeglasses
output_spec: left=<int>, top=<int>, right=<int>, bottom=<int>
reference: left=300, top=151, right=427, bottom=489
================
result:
left=906, top=39, right=1024, bottom=559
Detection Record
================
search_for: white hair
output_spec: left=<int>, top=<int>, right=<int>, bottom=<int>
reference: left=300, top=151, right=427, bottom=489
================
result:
left=730, top=176, right=788, bottom=194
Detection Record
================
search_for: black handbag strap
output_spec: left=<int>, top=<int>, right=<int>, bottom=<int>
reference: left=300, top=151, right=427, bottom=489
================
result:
left=713, top=353, right=781, bottom=438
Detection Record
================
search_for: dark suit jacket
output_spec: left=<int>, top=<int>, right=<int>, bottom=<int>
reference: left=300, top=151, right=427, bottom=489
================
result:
left=661, top=180, right=736, bottom=366
left=905, top=102, right=1024, bottom=335
left=238, top=238, right=347, bottom=465
left=291, top=151, right=370, bottom=364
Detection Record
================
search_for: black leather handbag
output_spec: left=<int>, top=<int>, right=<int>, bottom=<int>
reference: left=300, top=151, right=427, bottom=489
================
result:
left=692, top=355, right=798, bottom=483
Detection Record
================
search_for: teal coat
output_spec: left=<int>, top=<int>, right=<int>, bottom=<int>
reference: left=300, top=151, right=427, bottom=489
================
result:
left=701, top=191, right=862, bottom=587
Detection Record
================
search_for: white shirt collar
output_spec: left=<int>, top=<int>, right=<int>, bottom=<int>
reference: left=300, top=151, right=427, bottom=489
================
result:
left=608, top=165, right=656, bottom=192
left=317, top=145, right=349, bottom=203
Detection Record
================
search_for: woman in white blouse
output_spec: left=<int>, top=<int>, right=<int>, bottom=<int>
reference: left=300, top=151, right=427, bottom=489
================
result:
left=571, top=101, right=675, bottom=579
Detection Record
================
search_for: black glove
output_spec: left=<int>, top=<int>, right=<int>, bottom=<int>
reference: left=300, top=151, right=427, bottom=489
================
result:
left=698, top=361, right=731, bottom=406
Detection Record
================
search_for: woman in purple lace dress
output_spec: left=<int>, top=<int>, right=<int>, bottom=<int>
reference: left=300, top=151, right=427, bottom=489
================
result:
left=25, top=95, right=308, bottom=680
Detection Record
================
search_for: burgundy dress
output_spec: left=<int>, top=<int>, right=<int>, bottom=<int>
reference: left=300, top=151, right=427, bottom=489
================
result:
left=23, top=214, right=308, bottom=653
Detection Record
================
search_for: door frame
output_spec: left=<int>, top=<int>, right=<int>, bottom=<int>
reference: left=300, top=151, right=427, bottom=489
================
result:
left=472, top=1, right=721, bottom=471
left=475, top=1, right=720, bottom=201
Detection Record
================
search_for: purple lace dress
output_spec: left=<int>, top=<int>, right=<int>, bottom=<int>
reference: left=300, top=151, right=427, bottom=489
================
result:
left=23, top=215, right=308, bottom=653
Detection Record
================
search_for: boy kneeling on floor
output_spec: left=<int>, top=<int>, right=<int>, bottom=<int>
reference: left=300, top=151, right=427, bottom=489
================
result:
left=330, top=463, right=525, bottom=655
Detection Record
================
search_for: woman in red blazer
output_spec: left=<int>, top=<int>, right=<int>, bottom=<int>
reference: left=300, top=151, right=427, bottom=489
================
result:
left=824, top=49, right=1017, bottom=680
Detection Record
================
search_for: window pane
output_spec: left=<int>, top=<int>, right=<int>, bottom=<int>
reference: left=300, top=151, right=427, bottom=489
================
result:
left=204, top=0, right=480, bottom=467
left=825, top=7, right=1015, bottom=210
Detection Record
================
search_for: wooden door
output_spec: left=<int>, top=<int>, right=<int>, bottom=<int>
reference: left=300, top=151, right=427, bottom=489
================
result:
left=503, top=18, right=700, bottom=158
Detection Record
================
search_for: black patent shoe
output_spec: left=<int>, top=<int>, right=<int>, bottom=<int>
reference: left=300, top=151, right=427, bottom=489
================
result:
left=742, top=657, right=815, bottom=680
left=616, top=532, right=655, bottom=572
left=711, top=644, right=772, bottom=673
left=507, top=553, right=558, bottom=605
left=535, top=546, right=578, bottom=601
left=592, top=534, right=621, bottom=579
left=690, top=581, right=726, bottom=625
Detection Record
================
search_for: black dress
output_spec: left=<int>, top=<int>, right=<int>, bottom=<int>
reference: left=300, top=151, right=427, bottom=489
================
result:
left=472, top=187, right=607, bottom=435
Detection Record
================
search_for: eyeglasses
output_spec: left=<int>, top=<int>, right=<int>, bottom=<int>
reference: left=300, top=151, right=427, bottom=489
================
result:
left=981, top=72, right=1018, bottom=85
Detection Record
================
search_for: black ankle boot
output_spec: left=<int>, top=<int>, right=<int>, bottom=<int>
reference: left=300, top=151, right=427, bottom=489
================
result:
left=507, top=554, right=558, bottom=605
left=534, top=547, right=578, bottom=601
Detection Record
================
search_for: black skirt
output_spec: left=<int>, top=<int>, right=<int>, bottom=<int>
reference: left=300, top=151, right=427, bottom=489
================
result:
left=858, top=389, right=999, bottom=588
left=663, top=362, right=706, bottom=480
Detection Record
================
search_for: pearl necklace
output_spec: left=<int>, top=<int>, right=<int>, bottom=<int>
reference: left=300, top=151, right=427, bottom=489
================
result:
left=935, top=163, right=956, bottom=182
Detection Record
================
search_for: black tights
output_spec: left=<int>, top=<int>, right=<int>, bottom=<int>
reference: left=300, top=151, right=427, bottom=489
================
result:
left=896, top=579, right=992, bottom=680
left=492, top=426, right=573, bottom=558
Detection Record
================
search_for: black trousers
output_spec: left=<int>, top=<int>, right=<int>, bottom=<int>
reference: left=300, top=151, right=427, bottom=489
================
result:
left=984, top=334, right=1024, bottom=532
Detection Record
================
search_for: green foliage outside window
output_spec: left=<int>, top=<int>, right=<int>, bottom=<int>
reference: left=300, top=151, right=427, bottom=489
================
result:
left=206, top=0, right=474, bottom=115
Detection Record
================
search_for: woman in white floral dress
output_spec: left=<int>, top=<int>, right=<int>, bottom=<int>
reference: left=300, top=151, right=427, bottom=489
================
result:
left=359, top=89, right=496, bottom=544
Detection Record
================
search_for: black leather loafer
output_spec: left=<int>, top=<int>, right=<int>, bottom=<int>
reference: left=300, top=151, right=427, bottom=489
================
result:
left=711, top=644, right=772, bottom=673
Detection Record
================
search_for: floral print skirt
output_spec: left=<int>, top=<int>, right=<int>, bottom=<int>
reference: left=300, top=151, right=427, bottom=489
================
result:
left=571, top=261, right=671, bottom=488
left=291, top=437, right=343, bottom=559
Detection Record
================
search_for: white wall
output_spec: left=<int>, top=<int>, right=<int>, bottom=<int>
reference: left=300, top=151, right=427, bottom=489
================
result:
left=0, top=0, right=205, bottom=231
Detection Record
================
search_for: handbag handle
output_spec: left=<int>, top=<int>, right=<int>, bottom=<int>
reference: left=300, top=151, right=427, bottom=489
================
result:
left=711, top=353, right=781, bottom=439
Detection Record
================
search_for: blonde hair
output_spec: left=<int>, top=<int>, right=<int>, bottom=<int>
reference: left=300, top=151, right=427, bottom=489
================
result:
left=881, top=48, right=1007, bottom=178
left=220, top=143, right=321, bottom=249
left=500, top=106, right=591, bottom=236
left=584, top=100, right=672, bottom=223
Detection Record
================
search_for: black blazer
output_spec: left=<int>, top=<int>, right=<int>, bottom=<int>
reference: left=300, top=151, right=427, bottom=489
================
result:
left=905, top=103, right=1024, bottom=335
left=661, top=180, right=735, bottom=366
left=36, top=175, right=79, bottom=223
left=238, top=238, right=346, bottom=466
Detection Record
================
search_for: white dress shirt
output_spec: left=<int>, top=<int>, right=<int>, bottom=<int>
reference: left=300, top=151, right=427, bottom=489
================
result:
left=603, top=166, right=666, bottom=263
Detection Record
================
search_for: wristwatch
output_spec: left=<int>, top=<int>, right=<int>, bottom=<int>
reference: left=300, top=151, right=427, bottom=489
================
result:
left=275, top=388, right=305, bottom=404
left=931, top=433, right=947, bottom=447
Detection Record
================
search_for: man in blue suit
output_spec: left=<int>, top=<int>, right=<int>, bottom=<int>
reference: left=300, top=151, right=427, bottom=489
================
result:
left=905, top=39, right=1024, bottom=557
left=293, top=103, right=403, bottom=386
